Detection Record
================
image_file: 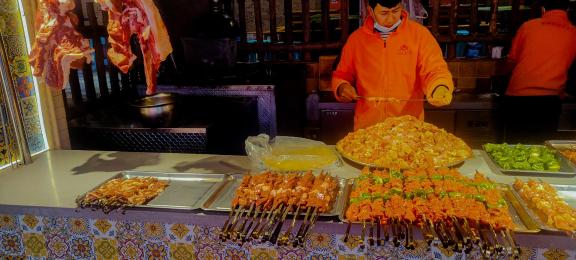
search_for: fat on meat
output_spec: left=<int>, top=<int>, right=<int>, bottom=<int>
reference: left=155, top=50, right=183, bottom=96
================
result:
left=29, top=0, right=94, bottom=90
left=97, top=0, right=172, bottom=95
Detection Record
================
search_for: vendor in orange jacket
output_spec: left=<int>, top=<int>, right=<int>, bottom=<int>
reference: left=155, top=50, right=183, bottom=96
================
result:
left=332, top=0, right=454, bottom=130
left=503, top=0, right=576, bottom=144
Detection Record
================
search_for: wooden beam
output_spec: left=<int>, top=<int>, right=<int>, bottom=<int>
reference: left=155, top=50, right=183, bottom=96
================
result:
left=511, top=0, right=520, bottom=31
left=431, top=0, right=440, bottom=37
left=449, top=0, right=458, bottom=39
left=340, top=0, right=349, bottom=42
left=253, top=0, right=264, bottom=59
left=284, top=0, right=294, bottom=60
left=254, top=0, right=263, bottom=43
left=238, top=0, right=247, bottom=43
left=269, top=0, right=277, bottom=42
left=470, top=0, right=478, bottom=35
left=489, top=0, right=500, bottom=36
left=302, top=0, right=311, bottom=60
left=321, top=0, right=329, bottom=42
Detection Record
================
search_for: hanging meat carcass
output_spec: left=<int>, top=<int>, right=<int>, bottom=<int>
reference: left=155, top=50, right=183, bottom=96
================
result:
left=29, top=0, right=94, bottom=90
left=96, top=0, right=172, bottom=95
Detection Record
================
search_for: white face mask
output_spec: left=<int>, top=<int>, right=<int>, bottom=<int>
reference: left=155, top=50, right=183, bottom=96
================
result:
left=373, top=17, right=402, bottom=32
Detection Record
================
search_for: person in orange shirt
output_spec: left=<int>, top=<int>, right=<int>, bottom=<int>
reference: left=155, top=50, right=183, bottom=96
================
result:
left=332, top=0, right=454, bottom=130
left=503, top=0, right=576, bottom=144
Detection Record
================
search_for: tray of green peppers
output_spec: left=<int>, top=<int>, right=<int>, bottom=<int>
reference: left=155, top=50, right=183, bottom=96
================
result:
left=482, top=143, right=576, bottom=176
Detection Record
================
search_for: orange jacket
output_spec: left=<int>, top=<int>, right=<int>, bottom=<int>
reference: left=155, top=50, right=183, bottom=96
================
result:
left=507, top=10, right=576, bottom=96
left=332, top=11, right=453, bottom=130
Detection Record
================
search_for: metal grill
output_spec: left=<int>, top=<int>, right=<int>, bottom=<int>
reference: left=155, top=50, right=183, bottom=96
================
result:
left=70, top=127, right=207, bottom=153
left=147, top=85, right=277, bottom=137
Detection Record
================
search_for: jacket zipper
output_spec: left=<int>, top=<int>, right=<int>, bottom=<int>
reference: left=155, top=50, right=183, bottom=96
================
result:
left=382, top=37, right=388, bottom=121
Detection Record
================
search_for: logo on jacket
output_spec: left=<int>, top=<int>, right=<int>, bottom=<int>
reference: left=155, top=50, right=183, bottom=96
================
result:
left=399, top=44, right=410, bottom=55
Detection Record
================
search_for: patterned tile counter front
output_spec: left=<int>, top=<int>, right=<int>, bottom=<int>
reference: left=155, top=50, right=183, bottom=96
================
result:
left=1, top=213, right=575, bottom=259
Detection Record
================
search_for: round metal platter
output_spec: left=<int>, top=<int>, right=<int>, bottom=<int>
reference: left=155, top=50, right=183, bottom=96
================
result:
left=336, top=144, right=467, bottom=170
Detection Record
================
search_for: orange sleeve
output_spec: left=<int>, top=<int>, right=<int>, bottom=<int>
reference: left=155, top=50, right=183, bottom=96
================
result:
left=417, top=28, right=454, bottom=98
left=507, top=24, right=527, bottom=69
left=332, top=37, right=356, bottom=101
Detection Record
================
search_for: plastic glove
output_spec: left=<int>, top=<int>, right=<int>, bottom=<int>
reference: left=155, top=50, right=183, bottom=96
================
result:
left=428, top=85, right=452, bottom=106
left=337, top=83, right=358, bottom=102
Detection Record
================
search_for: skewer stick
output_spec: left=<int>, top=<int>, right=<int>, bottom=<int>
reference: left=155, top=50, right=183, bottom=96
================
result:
left=227, top=206, right=246, bottom=240
left=278, top=205, right=301, bottom=246
left=376, top=218, right=382, bottom=246
left=368, top=220, right=375, bottom=246
left=263, top=204, right=285, bottom=241
left=359, top=220, right=366, bottom=249
left=450, top=218, right=465, bottom=252
left=392, top=219, right=400, bottom=247
left=453, top=217, right=470, bottom=246
left=300, top=207, right=320, bottom=245
left=270, top=205, right=291, bottom=244
left=505, top=229, right=520, bottom=257
left=231, top=204, right=253, bottom=241
left=464, top=219, right=480, bottom=245
left=234, top=203, right=255, bottom=241
left=421, top=217, right=434, bottom=245
left=397, top=218, right=405, bottom=240
left=241, top=206, right=262, bottom=242
left=224, top=204, right=244, bottom=239
left=405, top=222, right=415, bottom=250
left=428, top=219, right=439, bottom=242
left=489, top=224, right=504, bottom=254
left=499, top=230, right=513, bottom=257
left=293, top=207, right=312, bottom=246
left=443, top=221, right=457, bottom=248
left=251, top=203, right=277, bottom=239
left=343, top=221, right=352, bottom=243
left=478, top=227, right=494, bottom=257
left=383, top=221, right=389, bottom=242
left=435, top=222, right=450, bottom=249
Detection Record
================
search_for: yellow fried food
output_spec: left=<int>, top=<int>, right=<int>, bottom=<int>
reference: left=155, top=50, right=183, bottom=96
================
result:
left=560, top=149, right=576, bottom=164
left=336, top=115, right=472, bottom=169
left=513, top=179, right=576, bottom=232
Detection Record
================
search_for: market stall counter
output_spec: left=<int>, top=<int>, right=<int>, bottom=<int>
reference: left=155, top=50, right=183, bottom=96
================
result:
left=0, top=150, right=574, bottom=259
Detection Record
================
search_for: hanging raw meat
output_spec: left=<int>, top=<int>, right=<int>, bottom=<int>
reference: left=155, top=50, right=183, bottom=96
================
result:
left=96, top=0, right=172, bottom=95
left=29, top=0, right=94, bottom=90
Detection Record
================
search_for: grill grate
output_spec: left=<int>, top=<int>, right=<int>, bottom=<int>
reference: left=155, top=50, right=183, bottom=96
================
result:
left=70, top=127, right=207, bottom=153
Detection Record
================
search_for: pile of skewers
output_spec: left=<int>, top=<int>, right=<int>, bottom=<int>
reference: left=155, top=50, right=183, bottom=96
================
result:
left=220, top=171, right=339, bottom=246
left=77, top=177, right=169, bottom=213
left=344, top=167, right=519, bottom=257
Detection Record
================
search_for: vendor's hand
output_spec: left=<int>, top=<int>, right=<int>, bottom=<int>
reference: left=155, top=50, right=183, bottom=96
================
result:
left=428, top=85, right=452, bottom=106
left=337, top=83, right=358, bottom=102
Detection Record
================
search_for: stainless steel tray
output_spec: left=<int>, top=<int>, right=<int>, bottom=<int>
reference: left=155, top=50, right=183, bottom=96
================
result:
left=511, top=184, right=576, bottom=233
left=338, top=180, right=540, bottom=233
left=336, top=145, right=466, bottom=169
left=481, top=145, right=576, bottom=177
left=78, top=171, right=233, bottom=210
left=545, top=140, right=576, bottom=151
left=553, top=184, right=576, bottom=208
left=545, top=140, right=576, bottom=168
left=201, top=174, right=350, bottom=217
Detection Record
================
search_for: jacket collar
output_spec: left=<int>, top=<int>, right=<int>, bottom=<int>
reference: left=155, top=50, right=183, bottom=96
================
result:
left=542, top=10, right=570, bottom=23
left=361, top=10, right=409, bottom=37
